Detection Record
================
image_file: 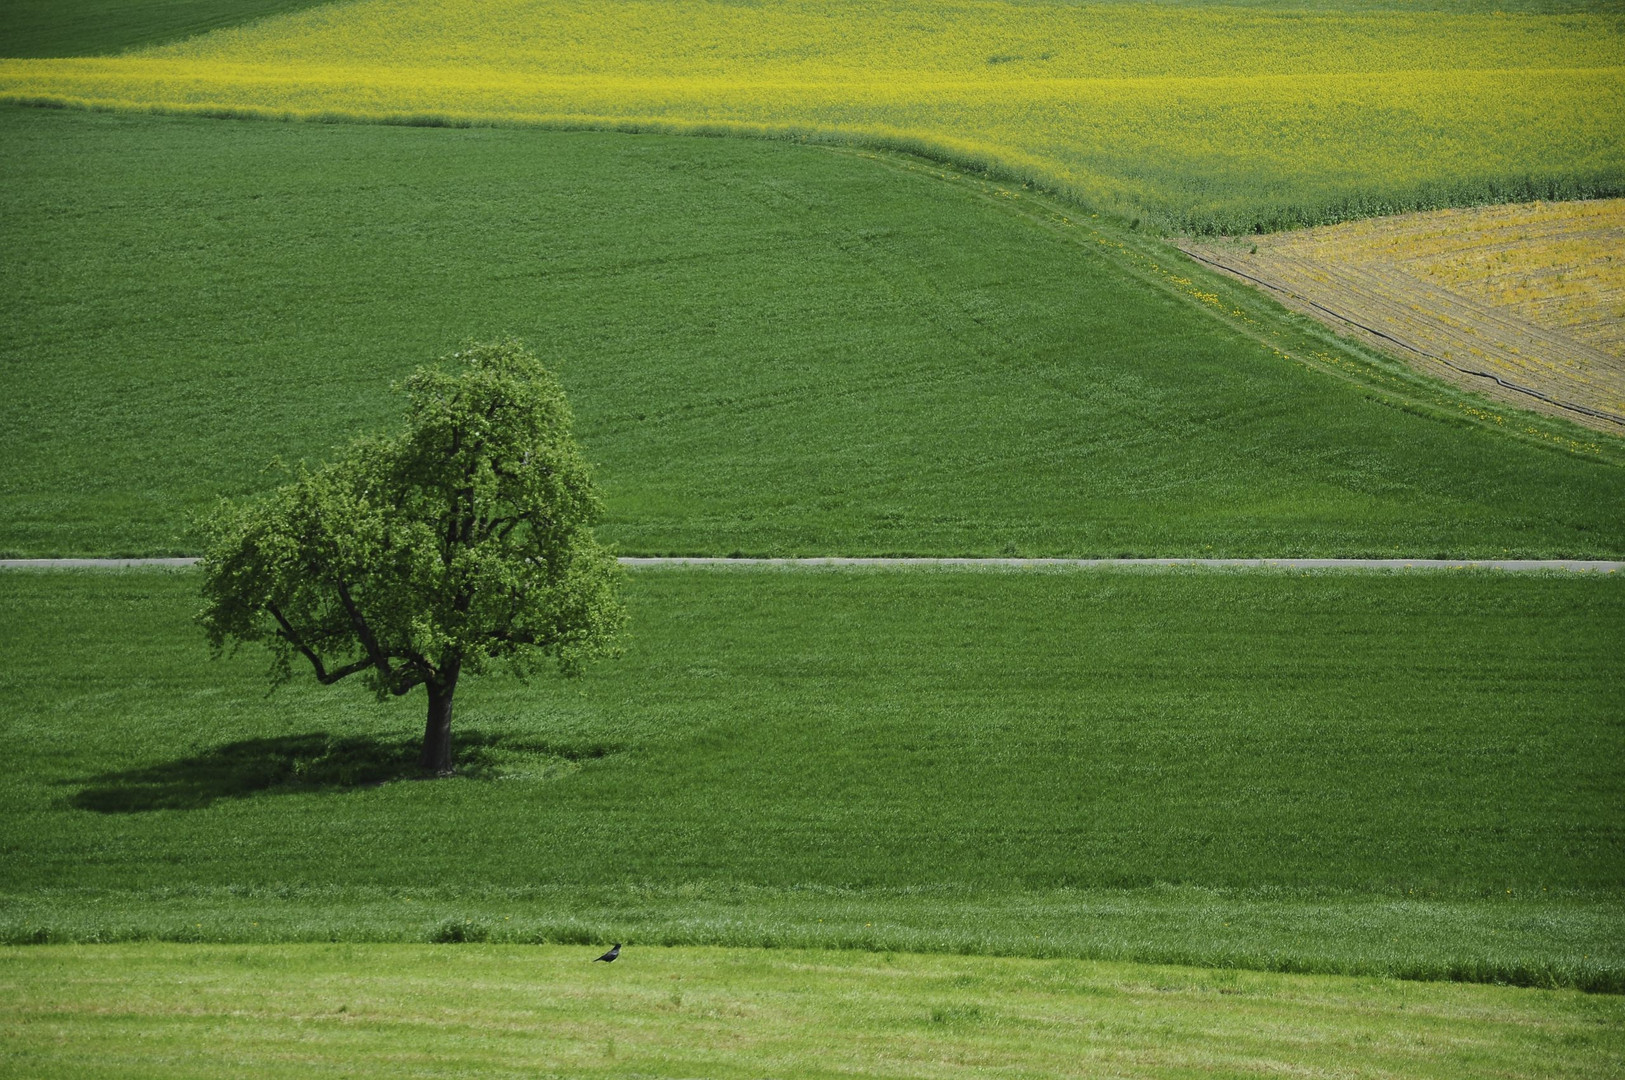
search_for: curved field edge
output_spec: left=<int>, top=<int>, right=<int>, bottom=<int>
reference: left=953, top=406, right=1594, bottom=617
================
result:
left=5, top=83, right=1621, bottom=239
left=11, top=97, right=1612, bottom=461
left=0, top=0, right=338, bottom=60
left=6, top=945, right=1621, bottom=1079
left=5, top=107, right=1623, bottom=560
left=1176, top=199, right=1625, bottom=433
left=862, top=143, right=1625, bottom=461
left=1, top=0, right=1620, bottom=235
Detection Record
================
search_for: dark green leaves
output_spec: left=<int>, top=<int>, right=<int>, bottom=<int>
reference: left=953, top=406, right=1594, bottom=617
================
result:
left=198, top=341, right=625, bottom=698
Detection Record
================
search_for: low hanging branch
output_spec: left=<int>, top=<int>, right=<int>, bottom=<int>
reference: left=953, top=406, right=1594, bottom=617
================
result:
left=263, top=602, right=381, bottom=687
left=198, top=340, right=627, bottom=775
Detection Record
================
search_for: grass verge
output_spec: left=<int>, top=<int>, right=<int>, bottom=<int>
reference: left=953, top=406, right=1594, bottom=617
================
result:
left=4, top=884, right=1620, bottom=993
left=3, top=944, right=1622, bottom=1078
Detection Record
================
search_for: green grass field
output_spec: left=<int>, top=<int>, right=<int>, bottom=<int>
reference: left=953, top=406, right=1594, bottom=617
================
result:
left=0, top=0, right=330, bottom=59
left=4, top=568, right=1620, bottom=990
left=4, top=107, right=1622, bottom=559
left=6, top=944, right=1623, bottom=1079
left=5, top=0, right=1624, bottom=1070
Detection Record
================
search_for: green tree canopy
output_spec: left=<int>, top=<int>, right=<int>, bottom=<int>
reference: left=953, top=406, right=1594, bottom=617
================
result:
left=198, top=341, right=626, bottom=775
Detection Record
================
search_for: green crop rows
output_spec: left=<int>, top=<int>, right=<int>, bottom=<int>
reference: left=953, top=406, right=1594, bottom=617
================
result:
left=4, top=109, right=1622, bottom=560
left=4, top=569, right=1621, bottom=990
left=0, top=0, right=332, bottom=59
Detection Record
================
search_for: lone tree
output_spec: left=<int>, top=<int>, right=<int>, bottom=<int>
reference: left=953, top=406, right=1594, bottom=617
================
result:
left=198, top=341, right=626, bottom=775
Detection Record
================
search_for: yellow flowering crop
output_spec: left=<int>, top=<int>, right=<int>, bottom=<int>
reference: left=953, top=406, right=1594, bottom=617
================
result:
left=1, top=0, right=1619, bottom=232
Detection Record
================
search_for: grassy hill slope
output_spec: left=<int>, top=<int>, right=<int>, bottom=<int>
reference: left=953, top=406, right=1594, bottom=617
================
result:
left=5, top=0, right=1624, bottom=1018
left=4, top=108, right=1622, bottom=559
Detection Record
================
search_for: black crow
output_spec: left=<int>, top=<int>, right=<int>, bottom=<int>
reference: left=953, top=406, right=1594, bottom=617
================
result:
left=593, top=943, right=622, bottom=963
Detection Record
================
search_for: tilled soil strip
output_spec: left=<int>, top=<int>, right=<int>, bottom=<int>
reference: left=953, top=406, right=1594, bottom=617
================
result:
left=1, top=557, right=1619, bottom=572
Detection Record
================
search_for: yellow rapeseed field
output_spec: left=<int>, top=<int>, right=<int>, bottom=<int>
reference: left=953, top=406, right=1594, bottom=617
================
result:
left=1, top=1, right=1621, bottom=231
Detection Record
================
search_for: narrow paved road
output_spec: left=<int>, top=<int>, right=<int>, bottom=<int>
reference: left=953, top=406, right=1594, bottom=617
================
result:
left=2, top=557, right=1619, bottom=572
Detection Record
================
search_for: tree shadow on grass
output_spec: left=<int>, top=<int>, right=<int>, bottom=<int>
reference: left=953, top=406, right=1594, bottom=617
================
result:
left=68, top=730, right=616, bottom=813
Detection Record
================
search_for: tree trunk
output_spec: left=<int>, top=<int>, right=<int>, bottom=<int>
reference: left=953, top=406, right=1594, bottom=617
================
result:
left=420, top=670, right=459, bottom=776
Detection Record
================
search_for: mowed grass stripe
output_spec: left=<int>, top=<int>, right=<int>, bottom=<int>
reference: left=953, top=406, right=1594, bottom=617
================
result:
left=4, top=109, right=1623, bottom=560
left=4, top=945, right=1622, bottom=1080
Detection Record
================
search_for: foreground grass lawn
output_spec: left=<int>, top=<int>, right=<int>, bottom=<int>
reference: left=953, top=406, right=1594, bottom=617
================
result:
left=3, top=568, right=1620, bottom=987
left=4, top=108, right=1623, bottom=559
left=2, top=944, right=1621, bottom=1079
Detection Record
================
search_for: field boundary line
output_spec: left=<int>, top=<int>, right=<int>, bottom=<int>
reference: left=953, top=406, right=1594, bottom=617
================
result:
left=2, top=557, right=1619, bottom=572
left=831, top=145, right=1623, bottom=458
left=1178, top=246, right=1625, bottom=429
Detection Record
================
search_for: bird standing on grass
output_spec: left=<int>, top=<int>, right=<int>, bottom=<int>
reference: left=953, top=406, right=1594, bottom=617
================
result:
left=594, top=943, right=622, bottom=963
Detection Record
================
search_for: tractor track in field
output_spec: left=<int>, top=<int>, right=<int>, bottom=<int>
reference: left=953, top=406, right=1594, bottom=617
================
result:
left=1177, top=200, right=1625, bottom=433
left=1180, top=247, right=1625, bottom=430
left=827, top=147, right=1625, bottom=463
left=2, top=557, right=1619, bottom=572
left=832, top=147, right=1616, bottom=450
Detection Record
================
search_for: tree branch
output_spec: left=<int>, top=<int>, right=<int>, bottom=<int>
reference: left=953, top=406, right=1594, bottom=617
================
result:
left=334, top=581, right=401, bottom=688
left=267, top=603, right=375, bottom=685
left=475, top=513, right=521, bottom=543
left=387, top=668, right=428, bottom=696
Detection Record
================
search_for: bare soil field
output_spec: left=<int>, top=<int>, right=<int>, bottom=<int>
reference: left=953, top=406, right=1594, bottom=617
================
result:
left=1181, top=199, right=1625, bottom=433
